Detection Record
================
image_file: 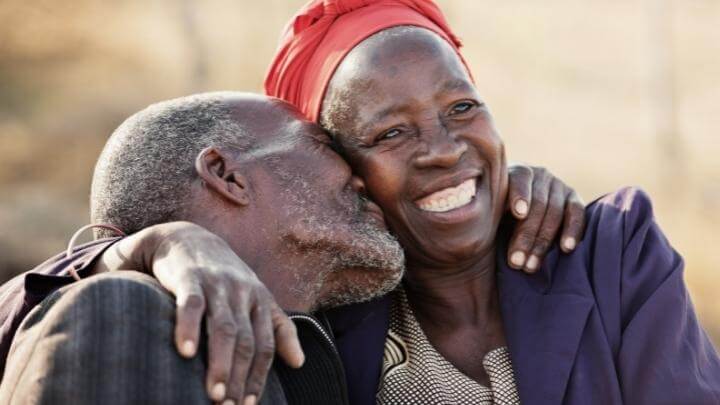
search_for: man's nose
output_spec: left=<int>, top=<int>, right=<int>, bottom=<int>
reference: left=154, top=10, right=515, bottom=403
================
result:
left=414, top=128, right=468, bottom=169
left=349, top=175, right=367, bottom=196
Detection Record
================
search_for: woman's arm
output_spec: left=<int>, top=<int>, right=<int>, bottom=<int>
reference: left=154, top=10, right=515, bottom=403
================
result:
left=0, top=222, right=304, bottom=404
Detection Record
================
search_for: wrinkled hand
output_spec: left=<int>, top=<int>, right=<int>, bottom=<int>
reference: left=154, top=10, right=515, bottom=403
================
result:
left=95, top=221, right=304, bottom=405
left=505, top=165, right=586, bottom=273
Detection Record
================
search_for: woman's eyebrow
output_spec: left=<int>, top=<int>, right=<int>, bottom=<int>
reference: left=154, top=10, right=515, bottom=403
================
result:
left=356, top=105, right=401, bottom=135
left=364, top=102, right=416, bottom=130
left=439, top=78, right=473, bottom=93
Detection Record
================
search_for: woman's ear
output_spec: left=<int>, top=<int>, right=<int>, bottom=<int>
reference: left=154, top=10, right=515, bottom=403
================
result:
left=195, top=146, right=250, bottom=206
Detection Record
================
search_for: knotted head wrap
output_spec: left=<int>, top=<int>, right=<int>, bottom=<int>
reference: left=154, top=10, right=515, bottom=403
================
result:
left=264, top=0, right=468, bottom=122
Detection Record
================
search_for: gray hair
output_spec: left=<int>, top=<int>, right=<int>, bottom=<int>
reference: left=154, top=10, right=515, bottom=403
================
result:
left=90, top=92, right=250, bottom=238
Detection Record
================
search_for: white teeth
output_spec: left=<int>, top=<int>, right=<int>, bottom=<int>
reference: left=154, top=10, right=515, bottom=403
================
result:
left=416, top=178, right=477, bottom=213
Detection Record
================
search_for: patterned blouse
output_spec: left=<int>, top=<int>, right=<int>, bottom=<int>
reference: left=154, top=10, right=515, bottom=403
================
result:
left=377, top=288, right=520, bottom=404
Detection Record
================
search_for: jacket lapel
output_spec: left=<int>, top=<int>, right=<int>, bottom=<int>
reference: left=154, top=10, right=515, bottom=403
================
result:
left=501, top=289, right=592, bottom=404
left=493, top=220, right=594, bottom=404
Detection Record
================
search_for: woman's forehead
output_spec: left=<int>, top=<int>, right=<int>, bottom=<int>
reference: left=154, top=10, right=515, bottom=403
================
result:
left=319, top=26, right=475, bottom=139
left=328, top=26, right=468, bottom=97
left=346, top=26, right=452, bottom=71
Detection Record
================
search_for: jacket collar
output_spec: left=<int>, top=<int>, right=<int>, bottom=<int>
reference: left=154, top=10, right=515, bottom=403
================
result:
left=325, top=295, right=391, bottom=405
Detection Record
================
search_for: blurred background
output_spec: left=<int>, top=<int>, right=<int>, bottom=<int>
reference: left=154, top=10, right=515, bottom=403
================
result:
left=0, top=0, right=718, bottom=343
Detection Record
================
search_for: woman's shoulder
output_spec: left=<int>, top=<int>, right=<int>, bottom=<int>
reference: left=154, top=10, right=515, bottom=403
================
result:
left=581, top=186, right=680, bottom=285
left=500, top=186, right=681, bottom=320
left=584, top=186, right=656, bottom=244
left=572, top=186, right=683, bottom=329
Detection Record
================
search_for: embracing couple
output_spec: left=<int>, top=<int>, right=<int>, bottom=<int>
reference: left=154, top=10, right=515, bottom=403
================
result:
left=0, top=1, right=718, bottom=404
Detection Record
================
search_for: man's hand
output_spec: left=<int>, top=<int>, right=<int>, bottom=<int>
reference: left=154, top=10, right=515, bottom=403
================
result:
left=505, top=165, right=586, bottom=273
left=94, top=221, right=304, bottom=405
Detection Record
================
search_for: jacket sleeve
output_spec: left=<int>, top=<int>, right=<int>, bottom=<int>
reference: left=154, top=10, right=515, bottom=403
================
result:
left=612, top=188, right=720, bottom=404
left=0, top=237, right=121, bottom=377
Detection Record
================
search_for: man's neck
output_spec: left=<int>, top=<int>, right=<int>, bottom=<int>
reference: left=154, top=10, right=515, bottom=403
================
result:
left=251, top=254, right=323, bottom=313
left=190, top=210, right=324, bottom=313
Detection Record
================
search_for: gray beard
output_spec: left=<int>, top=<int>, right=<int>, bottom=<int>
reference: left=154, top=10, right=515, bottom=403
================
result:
left=275, top=169, right=405, bottom=310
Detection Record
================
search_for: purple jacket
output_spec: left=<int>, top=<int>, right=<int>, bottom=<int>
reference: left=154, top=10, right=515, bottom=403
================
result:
left=327, top=187, right=720, bottom=404
left=2, top=188, right=719, bottom=404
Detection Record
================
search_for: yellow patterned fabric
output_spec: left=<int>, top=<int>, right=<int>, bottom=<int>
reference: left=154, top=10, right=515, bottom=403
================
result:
left=377, top=288, right=520, bottom=405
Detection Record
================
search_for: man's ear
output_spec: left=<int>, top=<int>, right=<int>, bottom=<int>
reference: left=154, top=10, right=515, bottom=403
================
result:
left=195, top=146, right=250, bottom=206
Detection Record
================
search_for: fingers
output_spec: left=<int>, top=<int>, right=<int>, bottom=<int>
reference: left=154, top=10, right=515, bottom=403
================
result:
left=220, top=292, right=256, bottom=405
left=507, top=168, right=551, bottom=272
left=238, top=303, right=275, bottom=405
left=560, top=190, right=586, bottom=253
left=173, top=277, right=206, bottom=358
left=205, top=298, right=240, bottom=403
left=526, top=179, right=566, bottom=271
left=271, top=305, right=304, bottom=368
left=507, top=164, right=534, bottom=219
left=507, top=166, right=587, bottom=274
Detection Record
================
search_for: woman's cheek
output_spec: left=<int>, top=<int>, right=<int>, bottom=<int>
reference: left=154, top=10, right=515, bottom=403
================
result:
left=365, top=157, right=405, bottom=209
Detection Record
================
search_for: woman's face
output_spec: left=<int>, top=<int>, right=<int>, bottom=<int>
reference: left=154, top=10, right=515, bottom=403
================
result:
left=321, top=27, right=508, bottom=268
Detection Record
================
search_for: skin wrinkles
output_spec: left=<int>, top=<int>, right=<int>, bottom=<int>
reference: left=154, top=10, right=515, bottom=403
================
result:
left=324, top=28, right=508, bottom=269
left=92, top=93, right=407, bottom=404
left=321, top=26, right=510, bottom=386
left=186, top=97, right=404, bottom=312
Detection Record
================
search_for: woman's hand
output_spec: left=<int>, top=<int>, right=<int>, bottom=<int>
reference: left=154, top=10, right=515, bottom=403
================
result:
left=505, top=165, right=586, bottom=273
left=94, top=221, right=304, bottom=405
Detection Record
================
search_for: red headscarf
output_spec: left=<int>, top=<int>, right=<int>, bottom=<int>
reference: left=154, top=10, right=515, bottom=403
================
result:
left=264, top=0, right=467, bottom=122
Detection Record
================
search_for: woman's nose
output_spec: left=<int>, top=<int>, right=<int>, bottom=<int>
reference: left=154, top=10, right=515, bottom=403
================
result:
left=415, top=131, right=468, bottom=169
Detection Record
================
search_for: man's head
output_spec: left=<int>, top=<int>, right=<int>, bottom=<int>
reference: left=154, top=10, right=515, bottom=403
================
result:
left=91, top=92, right=404, bottom=310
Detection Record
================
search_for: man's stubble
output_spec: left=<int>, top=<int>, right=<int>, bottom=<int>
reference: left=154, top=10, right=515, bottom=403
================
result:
left=273, top=166, right=405, bottom=310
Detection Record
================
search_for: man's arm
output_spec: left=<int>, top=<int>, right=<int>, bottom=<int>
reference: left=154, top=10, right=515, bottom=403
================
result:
left=504, top=164, right=586, bottom=272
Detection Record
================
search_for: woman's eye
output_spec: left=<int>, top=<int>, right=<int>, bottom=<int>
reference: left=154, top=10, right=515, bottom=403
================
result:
left=449, top=101, right=476, bottom=115
left=378, top=128, right=401, bottom=141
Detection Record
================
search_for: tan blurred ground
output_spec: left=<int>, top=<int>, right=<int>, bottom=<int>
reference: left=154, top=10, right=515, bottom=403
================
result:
left=0, top=0, right=718, bottom=344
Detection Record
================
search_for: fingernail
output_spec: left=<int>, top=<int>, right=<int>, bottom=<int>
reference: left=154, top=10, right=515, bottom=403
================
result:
left=526, top=255, right=539, bottom=271
left=510, top=251, right=526, bottom=268
left=297, top=351, right=306, bottom=367
left=181, top=340, right=196, bottom=357
left=244, top=395, right=257, bottom=405
left=515, top=200, right=529, bottom=217
left=211, top=382, right=226, bottom=401
left=563, top=237, right=577, bottom=251
left=292, top=341, right=305, bottom=367
left=222, top=400, right=236, bottom=405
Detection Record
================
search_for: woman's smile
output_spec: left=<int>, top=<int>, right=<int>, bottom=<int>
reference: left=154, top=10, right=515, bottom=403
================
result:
left=415, top=177, right=478, bottom=213
left=412, top=171, right=493, bottom=227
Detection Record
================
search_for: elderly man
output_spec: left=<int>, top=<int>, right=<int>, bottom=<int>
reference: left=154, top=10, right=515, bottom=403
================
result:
left=0, top=92, right=406, bottom=405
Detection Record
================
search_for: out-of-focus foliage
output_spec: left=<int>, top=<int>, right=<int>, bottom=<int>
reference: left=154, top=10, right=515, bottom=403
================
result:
left=0, top=0, right=718, bottom=343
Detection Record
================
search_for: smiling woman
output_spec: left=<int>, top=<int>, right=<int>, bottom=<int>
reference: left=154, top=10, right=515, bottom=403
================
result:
left=323, top=26, right=508, bottom=267
left=265, top=0, right=720, bottom=404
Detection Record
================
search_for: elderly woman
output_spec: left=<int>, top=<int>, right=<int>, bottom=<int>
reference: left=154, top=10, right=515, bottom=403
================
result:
left=264, top=0, right=720, bottom=404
